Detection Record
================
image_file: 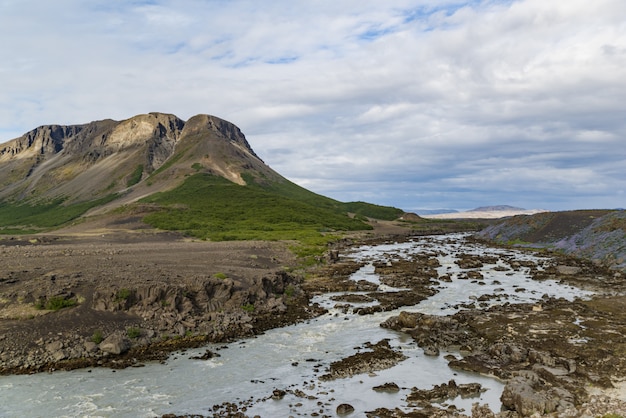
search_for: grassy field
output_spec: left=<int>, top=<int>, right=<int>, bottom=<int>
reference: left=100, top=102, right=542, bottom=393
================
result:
left=0, top=194, right=119, bottom=233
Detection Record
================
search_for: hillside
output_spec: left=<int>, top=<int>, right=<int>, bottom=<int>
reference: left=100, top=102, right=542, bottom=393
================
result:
left=0, top=113, right=404, bottom=238
left=475, top=209, right=626, bottom=271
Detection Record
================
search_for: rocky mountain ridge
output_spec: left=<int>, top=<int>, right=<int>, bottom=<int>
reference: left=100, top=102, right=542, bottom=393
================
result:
left=0, top=112, right=269, bottom=206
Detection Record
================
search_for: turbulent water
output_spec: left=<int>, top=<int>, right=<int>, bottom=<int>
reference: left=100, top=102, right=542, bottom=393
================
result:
left=0, top=234, right=593, bottom=417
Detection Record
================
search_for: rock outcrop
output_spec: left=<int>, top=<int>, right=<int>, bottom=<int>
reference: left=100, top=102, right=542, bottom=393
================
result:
left=381, top=292, right=626, bottom=416
left=475, top=209, right=626, bottom=271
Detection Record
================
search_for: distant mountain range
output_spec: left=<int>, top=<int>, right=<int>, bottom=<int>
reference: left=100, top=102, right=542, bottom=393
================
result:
left=419, top=205, right=546, bottom=219
left=468, top=205, right=526, bottom=212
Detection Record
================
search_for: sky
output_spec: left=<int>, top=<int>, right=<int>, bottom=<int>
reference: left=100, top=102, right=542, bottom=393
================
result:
left=1, top=0, right=625, bottom=212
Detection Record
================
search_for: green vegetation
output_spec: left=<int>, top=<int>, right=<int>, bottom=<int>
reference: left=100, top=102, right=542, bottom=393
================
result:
left=284, top=284, right=296, bottom=298
left=126, top=165, right=144, bottom=187
left=0, top=194, right=119, bottom=233
left=242, top=303, right=255, bottom=312
left=35, top=296, right=77, bottom=311
left=105, top=180, right=117, bottom=191
left=127, top=327, right=141, bottom=339
left=191, top=162, right=204, bottom=171
left=214, top=272, right=227, bottom=280
left=506, top=238, right=531, bottom=246
left=289, top=234, right=340, bottom=267
left=115, top=288, right=132, bottom=302
left=341, top=201, right=403, bottom=221
left=141, top=173, right=379, bottom=241
left=91, top=330, right=104, bottom=344
left=241, top=172, right=402, bottom=220
left=0, top=228, right=40, bottom=234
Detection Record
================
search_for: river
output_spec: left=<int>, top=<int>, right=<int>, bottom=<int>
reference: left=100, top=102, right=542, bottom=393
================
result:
left=0, top=234, right=593, bottom=417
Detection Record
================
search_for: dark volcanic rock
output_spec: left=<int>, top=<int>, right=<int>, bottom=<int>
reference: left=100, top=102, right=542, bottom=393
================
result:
left=373, top=382, right=401, bottom=393
left=406, top=379, right=484, bottom=406
left=190, top=349, right=220, bottom=360
left=319, top=339, right=407, bottom=381
left=336, top=403, right=355, bottom=415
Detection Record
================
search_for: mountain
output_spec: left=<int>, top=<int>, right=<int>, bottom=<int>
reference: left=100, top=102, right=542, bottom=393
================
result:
left=475, top=209, right=626, bottom=271
left=0, top=113, right=403, bottom=238
left=468, top=205, right=526, bottom=212
left=420, top=206, right=546, bottom=220
left=411, top=209, right=459, bottom=215
left=0, top=113, right=268, bottom=204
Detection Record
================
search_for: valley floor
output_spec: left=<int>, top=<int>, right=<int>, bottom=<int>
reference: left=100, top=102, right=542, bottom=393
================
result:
left=1, top=218, right=625, bottom=417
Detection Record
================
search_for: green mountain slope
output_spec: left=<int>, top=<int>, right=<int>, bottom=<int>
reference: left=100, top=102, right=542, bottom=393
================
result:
left=140, top=173, right=371, bottom=241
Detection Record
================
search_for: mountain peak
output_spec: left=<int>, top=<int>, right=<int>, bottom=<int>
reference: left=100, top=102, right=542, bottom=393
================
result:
left=0, top=113, right=269, bottom=205
left=182, top=114, right=260, bottom=161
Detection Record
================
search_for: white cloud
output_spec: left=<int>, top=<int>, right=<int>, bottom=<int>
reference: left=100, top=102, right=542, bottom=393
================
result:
left=1, top=0, right=625, bottom=211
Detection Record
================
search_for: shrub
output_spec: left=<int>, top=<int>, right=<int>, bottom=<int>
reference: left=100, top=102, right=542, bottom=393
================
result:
left=284, top=284, right=296, bottom=298
left=214, top=272, right=227, bottom=280
left=115, top=288, right=132, bottom=302
left=91, top=330, right=104, bottom=344
left=242, top=303, right=255, bottom=313
left=35, top=296, right=77, bottom=311
left=127, top=327, right=141, bottom=339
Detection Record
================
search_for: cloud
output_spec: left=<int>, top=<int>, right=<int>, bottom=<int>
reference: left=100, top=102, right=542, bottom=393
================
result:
left=1, top=0, right=625, bottom=211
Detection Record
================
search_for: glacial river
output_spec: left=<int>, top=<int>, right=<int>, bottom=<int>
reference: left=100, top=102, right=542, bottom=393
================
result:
left=0, top=234, right=593, bottom=417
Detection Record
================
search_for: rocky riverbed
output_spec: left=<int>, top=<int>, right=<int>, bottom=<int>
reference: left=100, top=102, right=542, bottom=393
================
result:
left=306, top=234, right=626, bottom=417
left=1, top=230, right=626, bottom=417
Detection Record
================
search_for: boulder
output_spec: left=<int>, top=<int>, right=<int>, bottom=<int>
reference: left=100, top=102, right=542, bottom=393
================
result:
left=372, top=382, right=400, bottom=393
left=336, top=403, right=355, bottom=415
left=45, top=340, right=63, bottom=353
left=99, top=334, right=131, bottom=355
left=500, top=372, right=574, bottom=416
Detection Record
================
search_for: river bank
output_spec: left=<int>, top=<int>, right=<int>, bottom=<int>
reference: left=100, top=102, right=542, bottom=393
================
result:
left=0, top=234, right=322, bottom=375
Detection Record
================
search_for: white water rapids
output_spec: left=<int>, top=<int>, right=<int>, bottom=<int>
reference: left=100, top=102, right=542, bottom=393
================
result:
left=0, top=234, right=593, bottom=417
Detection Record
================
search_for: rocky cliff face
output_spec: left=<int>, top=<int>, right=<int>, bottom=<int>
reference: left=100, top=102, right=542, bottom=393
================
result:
left=0, top=112, right=270, bottom=204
